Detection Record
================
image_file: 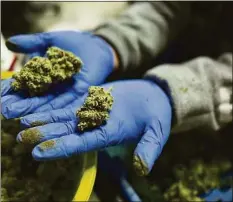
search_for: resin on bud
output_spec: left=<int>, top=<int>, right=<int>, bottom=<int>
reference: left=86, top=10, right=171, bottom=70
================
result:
left=77, top=86, right=114, bottom=131
left=11, top=46, right=83, bottom=96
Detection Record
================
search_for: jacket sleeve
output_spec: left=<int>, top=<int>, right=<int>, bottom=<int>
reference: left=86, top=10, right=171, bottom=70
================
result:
left=94, top=2, right=191, bottom=72
left=144, top=53, right=232, bottom=133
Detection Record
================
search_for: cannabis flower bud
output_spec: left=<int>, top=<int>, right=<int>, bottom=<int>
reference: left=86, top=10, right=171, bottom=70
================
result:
left=11, top=57, right=53, bottom=96
left=11, top=46, right=82, bottom=96
left=46, top=46, right=82, bottom=81
left=77, top=86, right=114, bottom=131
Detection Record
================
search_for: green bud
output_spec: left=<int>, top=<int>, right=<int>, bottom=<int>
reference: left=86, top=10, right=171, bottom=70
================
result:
left=77, top=86, right=114, bottom=131
left=11, top=47, right=83, bottom=96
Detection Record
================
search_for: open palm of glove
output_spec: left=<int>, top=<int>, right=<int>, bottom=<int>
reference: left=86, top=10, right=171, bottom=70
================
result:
left=17, top=80, right=172, bottom=176
left=1, top=31, right=114, bottom=119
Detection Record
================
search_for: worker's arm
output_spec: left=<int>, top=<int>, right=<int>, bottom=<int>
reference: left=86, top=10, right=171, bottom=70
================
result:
left=1, top=2, right=191, bottom=119
left=95, top=1, right=192, bottom=71
left=144, top=53, right=233, bottom=133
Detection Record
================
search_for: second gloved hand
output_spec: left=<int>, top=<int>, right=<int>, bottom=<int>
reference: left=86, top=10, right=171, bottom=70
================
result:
left=17, top=80, right=172, bottom=176
left=1, top=31, right=115, bottom=119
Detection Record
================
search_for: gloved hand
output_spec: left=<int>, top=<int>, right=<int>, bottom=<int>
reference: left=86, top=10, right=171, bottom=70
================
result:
left=1, top=31, right=115, bottom=119
left=17, top=80, right=172, bottom=176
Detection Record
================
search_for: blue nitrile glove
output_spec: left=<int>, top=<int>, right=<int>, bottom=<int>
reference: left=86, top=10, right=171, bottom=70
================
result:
left=202, top=188, right=232, bottom=202
left=17, top=80, right=172, bottom=176
left=1, top=31, right=114, bottom=119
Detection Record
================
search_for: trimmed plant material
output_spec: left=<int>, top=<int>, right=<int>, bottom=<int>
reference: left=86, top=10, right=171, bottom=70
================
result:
left=163, top=160, right=232, bottom=202
left=1, top=119, right=83, bottom=202
left=20, top=128, right=43, bottom=144
left=38, top=140, right=56, bottom=151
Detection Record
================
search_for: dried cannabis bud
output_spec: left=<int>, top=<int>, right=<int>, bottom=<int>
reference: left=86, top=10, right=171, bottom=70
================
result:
left=77, top=86, right=114, bottom=131
left=46, top=47, right=82, bottom=80
left=11, top=57, right=52, bottom=96
left=11, top=46, right=82, bottom=96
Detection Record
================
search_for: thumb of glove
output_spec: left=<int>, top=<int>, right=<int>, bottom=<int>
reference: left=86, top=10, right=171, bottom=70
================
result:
left=5, top=33, right=51, bottom=53
left=133, top=120, right=168, bottom=176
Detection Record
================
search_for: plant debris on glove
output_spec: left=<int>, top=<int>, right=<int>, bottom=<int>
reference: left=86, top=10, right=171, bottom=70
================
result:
left=11, top=46, right=83, bottom=96
left=77, top=86, right=114, bottom=131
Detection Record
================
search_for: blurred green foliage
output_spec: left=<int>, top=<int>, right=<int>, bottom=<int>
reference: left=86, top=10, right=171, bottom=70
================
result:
left=1, top=118, right=83, bottom=202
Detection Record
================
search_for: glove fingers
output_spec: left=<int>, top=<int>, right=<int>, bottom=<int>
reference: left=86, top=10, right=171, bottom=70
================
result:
left=32, top=118, right=119, bottom=160
left=34, top=90, right=80, bottom=113
left=2, top=94, right=55, bottom=119
left=133, top=121, right=165, bottom=176
left=1, top=94, right=25, bottom=108
left=5, top=33, right=51, bottom=54
left=20, top=107, right=77, bottom=128
left=17, top=121, right=77, bottom=144
left=1, top=95, right=24, bottom=119
left=1, top=79, right=14, bottom=96
left=73, top=72, right=93, bottom=96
